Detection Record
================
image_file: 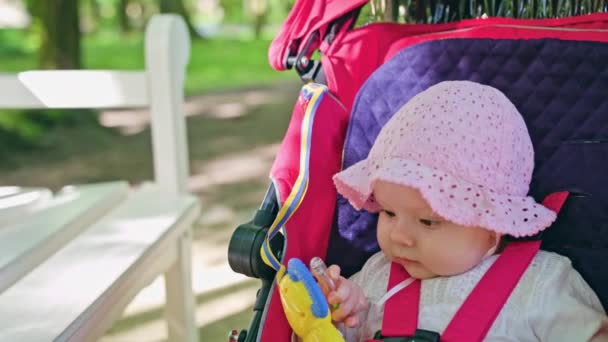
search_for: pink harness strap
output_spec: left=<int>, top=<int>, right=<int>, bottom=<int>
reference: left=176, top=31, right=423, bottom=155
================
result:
left=381, top=263, right=421, bottom=336
left=441, top=240, right=541, bottom=341
left=375, top=191, right=569, bottom=342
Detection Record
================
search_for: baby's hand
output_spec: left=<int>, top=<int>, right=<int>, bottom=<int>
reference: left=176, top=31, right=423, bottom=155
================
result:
left=325, top=265, right=368, bottom=328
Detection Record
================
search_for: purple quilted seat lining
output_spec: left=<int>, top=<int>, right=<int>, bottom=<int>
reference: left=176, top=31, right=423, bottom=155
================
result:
left=326, top=38, right=608, bottom=310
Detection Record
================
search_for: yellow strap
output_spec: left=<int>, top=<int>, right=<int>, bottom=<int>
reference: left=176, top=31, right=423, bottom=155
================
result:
left=261, top=83, right=328, bottom=271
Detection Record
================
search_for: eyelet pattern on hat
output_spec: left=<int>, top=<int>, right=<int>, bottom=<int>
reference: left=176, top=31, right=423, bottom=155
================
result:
left=333, top=81, right=557, bottom=237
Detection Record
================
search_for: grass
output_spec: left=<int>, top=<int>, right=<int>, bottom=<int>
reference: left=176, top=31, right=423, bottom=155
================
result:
left=105, top=279, right=260, bottom=341
left=0, top=26, right=296, bottom=158
left=0, top=89, right=298, bottom=184
left=198, top=307, right=255, bottom=341
left=0, top=28, right=293, bottom=95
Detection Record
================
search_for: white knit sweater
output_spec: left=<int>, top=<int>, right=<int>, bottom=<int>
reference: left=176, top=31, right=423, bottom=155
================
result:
left=340, top=250, right=607, bottom=341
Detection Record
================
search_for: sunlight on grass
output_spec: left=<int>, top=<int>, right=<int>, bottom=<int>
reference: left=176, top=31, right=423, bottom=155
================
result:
left=198, top=307, right=254, bottom=342
left=83, top=33, right=294, bottom=95
left=0, top=28, right=294, bottom=95
left=102, top=278, right=259, bottom=342
left=99, top=84, right=298, bottom=134
left=0, top=83, right=299, bottom=186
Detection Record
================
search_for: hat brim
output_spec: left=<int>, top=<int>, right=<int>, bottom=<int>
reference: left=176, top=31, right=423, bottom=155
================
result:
left=333, top=158, right=556, bottom=237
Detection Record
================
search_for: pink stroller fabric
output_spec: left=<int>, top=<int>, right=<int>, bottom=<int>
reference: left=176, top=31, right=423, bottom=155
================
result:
left=268, top=0, right=367, bottom=72
left=270, top=11, right=608, bottom=113
left=265, top=85, right=350, bottom=341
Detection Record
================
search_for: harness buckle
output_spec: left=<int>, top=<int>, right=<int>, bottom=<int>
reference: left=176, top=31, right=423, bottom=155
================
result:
left=373, top=329, right=440, bottom=342
left=284, top=31, right=324, bottom=83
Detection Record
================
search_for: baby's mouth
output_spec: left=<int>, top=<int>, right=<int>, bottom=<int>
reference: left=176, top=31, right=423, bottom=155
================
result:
left=394, top=257, right=417, bottom=265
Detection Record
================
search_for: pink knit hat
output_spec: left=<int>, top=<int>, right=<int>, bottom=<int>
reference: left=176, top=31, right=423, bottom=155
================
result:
left=333, top=81, right=556, bottom=237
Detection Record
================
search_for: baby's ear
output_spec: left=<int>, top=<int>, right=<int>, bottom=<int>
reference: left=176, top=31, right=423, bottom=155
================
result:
left=494, top=232, right=503, bottom=246
left=490, top=233, right=507, bottom=255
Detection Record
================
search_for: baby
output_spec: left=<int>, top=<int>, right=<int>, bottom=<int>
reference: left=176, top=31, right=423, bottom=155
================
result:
left=324, top=81, right=608, bottom=341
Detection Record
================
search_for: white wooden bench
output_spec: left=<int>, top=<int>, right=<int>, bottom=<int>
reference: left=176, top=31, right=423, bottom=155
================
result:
left=0, top=15, right=199, bottom=342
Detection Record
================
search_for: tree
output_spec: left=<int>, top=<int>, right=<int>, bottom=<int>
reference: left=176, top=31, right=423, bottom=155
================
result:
left=89, top=0, right=101, bottom=30
left=118, top=0, right=132, bottom=33
left=159, top=0, right=200, bottom=38
left=30, top=0, right=82, bottom=69
left=245, top=0, right=268, bottom=39
left=372, top=0, right=607, bottom=23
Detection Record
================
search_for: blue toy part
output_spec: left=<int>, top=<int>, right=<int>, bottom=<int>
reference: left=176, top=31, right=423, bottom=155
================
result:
left=287, top=258, right=329, bottom=318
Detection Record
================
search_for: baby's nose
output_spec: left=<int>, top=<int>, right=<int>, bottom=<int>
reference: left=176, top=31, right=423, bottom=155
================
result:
left=390, top=225, right=416, bottom=247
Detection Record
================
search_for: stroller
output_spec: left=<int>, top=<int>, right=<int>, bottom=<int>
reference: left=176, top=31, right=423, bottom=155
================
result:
left=228, top=1, right=608, bottom=341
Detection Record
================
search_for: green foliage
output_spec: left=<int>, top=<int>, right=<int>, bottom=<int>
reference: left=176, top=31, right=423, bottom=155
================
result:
left=78, top=31, right=292, bottom=93
left=0, top=108, right=100, bottom=165
left=220, top=0, right=292, bottom=24
left=357, top=0, right=607, bottom=24
left=0, top=27, right=293, bottom=150
left=0, top=29, right=36, bottom=60
left=186, top=37, right=292, bottom=93
left=221, top=0, right=247, bottom=23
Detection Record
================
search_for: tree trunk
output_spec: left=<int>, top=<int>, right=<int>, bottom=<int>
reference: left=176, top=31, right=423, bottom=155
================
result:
left=159, top=0, right=200, bottom=39
left=118, top=0, right=131, bottom=33
left=34, top=0, right=82, bottom=69
left=90, top=0, right=101, bottom=24
left=382, top=0, right=398, bottom=21
left=252, top=13, right=266, bottom=39
left=246, top=0, right=268, bottom=39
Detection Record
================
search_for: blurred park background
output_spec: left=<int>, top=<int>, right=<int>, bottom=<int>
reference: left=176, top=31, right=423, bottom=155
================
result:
left=0, top=0, right=300, bottom=340
left=2, top=0, right=606, bottom=340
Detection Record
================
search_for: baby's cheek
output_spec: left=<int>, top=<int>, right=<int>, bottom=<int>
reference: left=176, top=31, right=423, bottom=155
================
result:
left=428, top=245, right=486, bottom=276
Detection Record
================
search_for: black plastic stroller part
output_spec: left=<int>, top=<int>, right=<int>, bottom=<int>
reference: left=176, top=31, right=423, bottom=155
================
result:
left=283, top=7, right=361, bottom=84
left=227, top=183, right=283, bottom=342
left=284, top=31, right=325, bottom=83
left=373, top=329, right=441, bottom=342
left=228, top=183, right=282, bottom=280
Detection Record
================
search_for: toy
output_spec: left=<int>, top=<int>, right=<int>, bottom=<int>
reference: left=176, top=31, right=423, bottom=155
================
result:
left=277, top=258, right=345, bottom=342
left=310, top=257, right=337, bottom=293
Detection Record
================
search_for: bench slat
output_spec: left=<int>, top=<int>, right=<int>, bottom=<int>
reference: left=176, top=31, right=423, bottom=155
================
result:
left=0, top=187, right=53, bottom=225
left=0, top=182, right=129, bottom=293
left=0, top=184, right=200, bottom=342
left=0, top=71, right=148, bottom=109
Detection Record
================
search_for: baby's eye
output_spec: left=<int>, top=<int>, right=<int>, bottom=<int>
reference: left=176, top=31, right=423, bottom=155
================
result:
left=419, top=218, right=441, bottom=227
left=381, top=210, right=396, bottom=218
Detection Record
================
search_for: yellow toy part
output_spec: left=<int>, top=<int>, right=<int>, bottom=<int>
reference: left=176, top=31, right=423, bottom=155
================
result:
left=277, top=259, right=345, bottom=342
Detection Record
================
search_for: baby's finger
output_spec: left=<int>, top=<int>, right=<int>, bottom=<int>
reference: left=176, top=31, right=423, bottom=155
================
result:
left=327, top=265, right=341, bottom=282
left=344, top=315, right=360, bottom=328
left=355, top=295, right=368, bottom=312
left=328, top=282, right=351, bottom=304
left=331, top=295, right=355, bottom=322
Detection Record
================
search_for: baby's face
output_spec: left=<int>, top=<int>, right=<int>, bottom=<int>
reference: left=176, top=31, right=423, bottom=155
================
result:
left=373, top=180, right=498, bottom=280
